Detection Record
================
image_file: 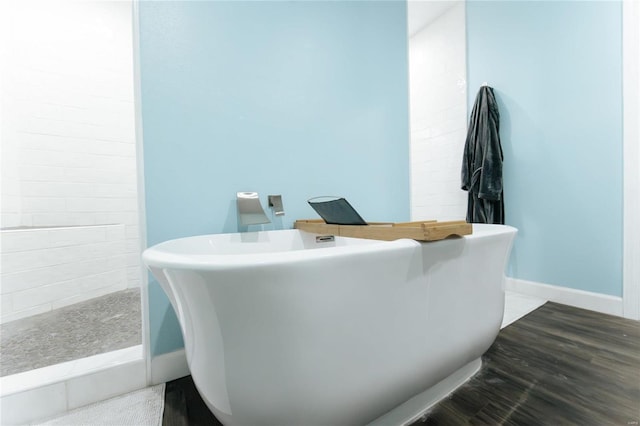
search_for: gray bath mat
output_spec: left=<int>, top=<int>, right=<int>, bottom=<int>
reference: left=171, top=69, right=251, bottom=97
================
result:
left=32, top=384, right=165, bottom=426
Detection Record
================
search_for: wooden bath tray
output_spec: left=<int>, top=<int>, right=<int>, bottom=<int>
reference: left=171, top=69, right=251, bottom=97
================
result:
left=294, top=219, right=472, bottom=242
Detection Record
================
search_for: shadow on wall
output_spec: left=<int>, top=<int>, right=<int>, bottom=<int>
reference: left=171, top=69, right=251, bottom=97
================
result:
left=491, top=88, right=516, bottom=277
left=149, top=282, right=184, bottom=355
left=223, top=199, right=237, bottom=233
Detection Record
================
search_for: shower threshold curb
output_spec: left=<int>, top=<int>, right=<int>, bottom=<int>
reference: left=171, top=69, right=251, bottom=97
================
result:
left=1, top=345, right=142, bottom=396
left=0, top=346, right=146, bottom=425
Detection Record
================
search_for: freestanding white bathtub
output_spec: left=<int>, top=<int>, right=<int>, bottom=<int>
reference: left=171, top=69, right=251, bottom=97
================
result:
left=143, top=224, right=516, bottom=426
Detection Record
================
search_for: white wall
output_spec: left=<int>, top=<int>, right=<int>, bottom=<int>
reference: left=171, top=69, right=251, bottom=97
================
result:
left=409, top=2, right=467, bottom=221
left=622, top=0, right=640, bottom=319
left=1, top=225, right=128, bottom=323
left=0, top=1, right=140, bottom=288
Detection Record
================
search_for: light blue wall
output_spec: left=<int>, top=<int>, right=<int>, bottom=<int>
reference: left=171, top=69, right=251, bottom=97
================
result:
left=138, top=1, right=410, bottom=356
left=466, top=1, right=623, bottom=296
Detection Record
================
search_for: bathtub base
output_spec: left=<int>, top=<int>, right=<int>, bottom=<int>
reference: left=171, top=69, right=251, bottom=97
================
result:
left=368, top=358, right=482, bottom=426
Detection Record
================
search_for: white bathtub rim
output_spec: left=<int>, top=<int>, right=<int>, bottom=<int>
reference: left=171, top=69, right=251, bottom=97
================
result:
left=143, top=225, right=517, bottom=270
left=143, top=234, right=417, bottom=270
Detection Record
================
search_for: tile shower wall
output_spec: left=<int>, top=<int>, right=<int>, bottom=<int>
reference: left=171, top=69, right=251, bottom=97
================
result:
left=409, top=2, right=467, bottom=221
left=0, top=225, right=127, bottom=323
left=0, top=2, right=140, bottom=291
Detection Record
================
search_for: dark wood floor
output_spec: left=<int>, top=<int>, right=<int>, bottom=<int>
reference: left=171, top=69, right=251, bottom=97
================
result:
left=163, top=303, right=640, bottom=426
left=163, top=375, right=222, bottom=426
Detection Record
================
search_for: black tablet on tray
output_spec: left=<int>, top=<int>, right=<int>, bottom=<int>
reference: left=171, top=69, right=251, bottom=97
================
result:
left=307, top=196, right=368, bottom=226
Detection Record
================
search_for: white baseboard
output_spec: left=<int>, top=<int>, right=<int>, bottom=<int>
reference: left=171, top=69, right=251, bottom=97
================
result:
left=505, top=278, right=624, bottom=317
left=150, top=349, right=190, bottom=385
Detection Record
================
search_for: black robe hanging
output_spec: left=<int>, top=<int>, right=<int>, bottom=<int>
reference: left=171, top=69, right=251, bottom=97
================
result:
left=461, top=86, right=504, bottom=224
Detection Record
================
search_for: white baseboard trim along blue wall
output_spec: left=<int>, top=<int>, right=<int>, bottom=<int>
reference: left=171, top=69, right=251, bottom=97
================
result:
left=150, top=349, right=189, bottom=386
left=505, top=278, right=624, bottom=318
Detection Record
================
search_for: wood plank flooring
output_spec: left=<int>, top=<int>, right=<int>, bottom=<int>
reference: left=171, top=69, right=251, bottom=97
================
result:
left=163, top=376, right=222, bottom=426
left=163, top=303, right=640, bottom=425
left=413, top=303, right=639, bottom=425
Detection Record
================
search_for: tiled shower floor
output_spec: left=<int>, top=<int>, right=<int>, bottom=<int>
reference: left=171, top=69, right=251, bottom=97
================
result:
left=0, top=289, right=141, bottom=377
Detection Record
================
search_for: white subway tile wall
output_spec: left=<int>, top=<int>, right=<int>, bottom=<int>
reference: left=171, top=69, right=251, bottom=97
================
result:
left=409, top=3, right=468, bottom=221
left=0, top=1, right=140, bottom=312
left=0, top=225, right=128, bottom=324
